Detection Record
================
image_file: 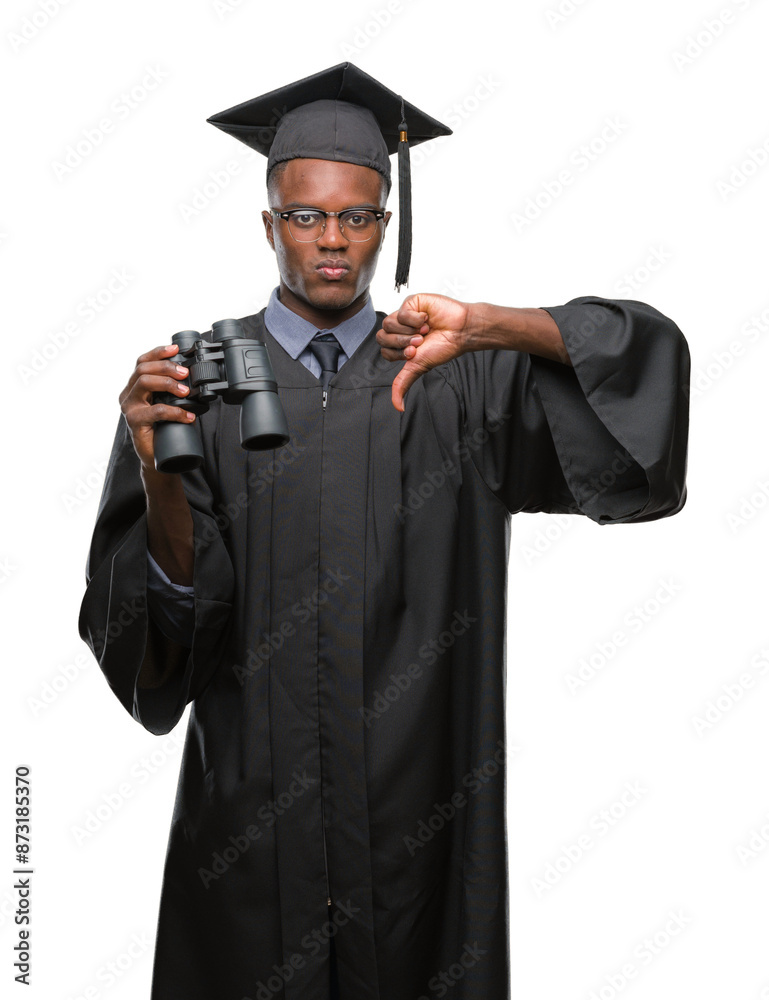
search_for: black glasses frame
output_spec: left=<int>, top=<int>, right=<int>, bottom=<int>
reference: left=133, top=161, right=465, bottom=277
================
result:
left=270, top=208, right=386, bottom=243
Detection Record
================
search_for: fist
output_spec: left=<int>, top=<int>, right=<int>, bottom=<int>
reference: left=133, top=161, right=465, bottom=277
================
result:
left=376, top=293, right=471, bottom=411
left=119, top=344, right=196, bottom=472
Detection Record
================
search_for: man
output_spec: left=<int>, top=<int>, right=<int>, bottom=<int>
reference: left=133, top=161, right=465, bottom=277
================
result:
left=79, top=63, right=689, bottom=1000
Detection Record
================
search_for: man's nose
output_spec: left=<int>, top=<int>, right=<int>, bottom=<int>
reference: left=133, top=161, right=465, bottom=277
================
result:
left=318, top=216, right=349, bottom=249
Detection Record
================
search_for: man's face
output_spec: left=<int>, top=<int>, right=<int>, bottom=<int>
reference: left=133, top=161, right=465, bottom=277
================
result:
left=262, top=158, right=391, bottom=313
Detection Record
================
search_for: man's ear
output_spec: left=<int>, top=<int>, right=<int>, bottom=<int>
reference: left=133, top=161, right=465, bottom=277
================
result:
left=382, top=210, right=393, bottom=240
left=262, top=209, right=275, bottom=251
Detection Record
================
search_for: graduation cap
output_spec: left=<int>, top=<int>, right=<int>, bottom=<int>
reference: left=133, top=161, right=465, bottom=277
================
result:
left=206, top=62, right=452, bottom=291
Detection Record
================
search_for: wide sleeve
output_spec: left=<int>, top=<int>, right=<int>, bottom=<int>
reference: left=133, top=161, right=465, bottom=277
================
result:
left=146, top=547, right=195, bottom=647
left=78, top=413, right=235, bottom=734
left=440, top=295, right=689, bottom=523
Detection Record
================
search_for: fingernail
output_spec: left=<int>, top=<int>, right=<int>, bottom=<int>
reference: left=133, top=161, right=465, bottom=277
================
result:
left=176, top=365, right=188, bottom=374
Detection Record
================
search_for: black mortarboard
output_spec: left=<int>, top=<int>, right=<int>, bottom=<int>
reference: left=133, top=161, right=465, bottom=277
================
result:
left=206, top=62, right=452, bottom=290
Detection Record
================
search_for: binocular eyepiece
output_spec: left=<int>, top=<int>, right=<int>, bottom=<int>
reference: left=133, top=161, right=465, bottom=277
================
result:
left=153, top=318, right=290, bottom=474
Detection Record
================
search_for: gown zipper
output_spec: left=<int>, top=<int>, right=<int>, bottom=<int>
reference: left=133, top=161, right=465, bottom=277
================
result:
left=321, top=791, right=331, bottom=906
left=320, top=383, right=331, bottom=905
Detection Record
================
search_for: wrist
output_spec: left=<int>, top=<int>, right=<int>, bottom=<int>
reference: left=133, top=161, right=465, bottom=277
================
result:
left=141, top=463, right=185, bottom=501
left=141, top=462, right=166, bottom=490
left=462, top=302, right=488, bottom=352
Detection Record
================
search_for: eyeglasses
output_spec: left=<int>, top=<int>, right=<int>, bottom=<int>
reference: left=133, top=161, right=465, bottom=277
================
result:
left=270, top=208, right=386, bottom=243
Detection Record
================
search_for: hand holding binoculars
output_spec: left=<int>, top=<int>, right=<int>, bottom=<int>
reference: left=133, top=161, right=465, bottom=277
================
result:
left=152, top=318, right=290, bottom=473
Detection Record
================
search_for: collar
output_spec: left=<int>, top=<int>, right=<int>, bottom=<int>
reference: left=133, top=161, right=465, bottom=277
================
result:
left=264, top=285, right=377, bottom=361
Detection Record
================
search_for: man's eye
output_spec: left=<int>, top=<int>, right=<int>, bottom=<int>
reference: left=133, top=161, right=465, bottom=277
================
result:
left=292, top=212, right=321, bottom=228
left=343, top=212, right=371, bottom=228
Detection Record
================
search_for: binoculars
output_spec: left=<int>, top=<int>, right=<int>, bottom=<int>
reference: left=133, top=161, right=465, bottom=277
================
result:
left=153, top=318, right=290, bottom=473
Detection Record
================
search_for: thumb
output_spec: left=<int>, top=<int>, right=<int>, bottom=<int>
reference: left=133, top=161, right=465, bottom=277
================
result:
left=391, top=357, right=430, bottom=412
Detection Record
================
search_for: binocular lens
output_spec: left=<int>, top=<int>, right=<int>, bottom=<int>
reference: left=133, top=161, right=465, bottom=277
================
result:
left=240, top=390, right=290, bottom=451
left=154, top=420, right=205, bottom=474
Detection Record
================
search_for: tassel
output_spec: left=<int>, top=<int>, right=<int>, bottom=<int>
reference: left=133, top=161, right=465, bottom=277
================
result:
left=394, top=97, right=412, bottom=292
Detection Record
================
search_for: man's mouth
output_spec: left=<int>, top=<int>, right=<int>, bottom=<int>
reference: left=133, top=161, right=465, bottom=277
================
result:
left=316, top=261, right=350, bottom=280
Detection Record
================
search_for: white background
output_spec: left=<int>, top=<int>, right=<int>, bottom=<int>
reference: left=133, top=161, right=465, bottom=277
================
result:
left=4, top=0, right=769, bottom=998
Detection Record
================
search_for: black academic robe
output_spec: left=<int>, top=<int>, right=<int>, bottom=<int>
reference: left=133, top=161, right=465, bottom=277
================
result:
left=79, top=296, right=689, bottom=1000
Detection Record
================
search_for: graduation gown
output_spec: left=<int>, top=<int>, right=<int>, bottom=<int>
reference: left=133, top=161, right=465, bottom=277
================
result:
left=78, top=296, right=689, bottom=1000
